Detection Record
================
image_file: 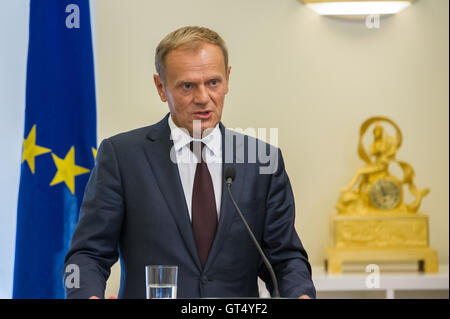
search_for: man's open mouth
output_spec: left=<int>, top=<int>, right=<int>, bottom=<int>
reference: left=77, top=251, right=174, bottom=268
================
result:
left=194, top=111, right=212, bottom=119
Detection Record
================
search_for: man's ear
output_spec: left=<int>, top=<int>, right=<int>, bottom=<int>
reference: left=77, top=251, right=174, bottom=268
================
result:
left=224, top=66, right=231, bottom=94
left=153, top=74, right=167, bottom=102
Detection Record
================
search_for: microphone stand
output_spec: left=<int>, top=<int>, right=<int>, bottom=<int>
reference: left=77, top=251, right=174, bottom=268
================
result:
left=226, top=180, right=281, bottom=298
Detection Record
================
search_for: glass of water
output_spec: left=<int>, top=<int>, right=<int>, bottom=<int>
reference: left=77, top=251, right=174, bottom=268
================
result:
left=145, top=265, right=178, bottom=299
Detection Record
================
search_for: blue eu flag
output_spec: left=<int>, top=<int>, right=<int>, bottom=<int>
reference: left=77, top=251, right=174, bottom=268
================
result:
left=13, top=0, right=97, bottom=299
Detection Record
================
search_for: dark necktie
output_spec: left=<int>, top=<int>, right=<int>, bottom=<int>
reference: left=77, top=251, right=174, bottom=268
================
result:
left=190, top=141, right=218, bottom=267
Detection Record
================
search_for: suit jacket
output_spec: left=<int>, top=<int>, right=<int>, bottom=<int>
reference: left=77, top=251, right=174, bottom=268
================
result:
left=64, top=114, right=316, bottom=299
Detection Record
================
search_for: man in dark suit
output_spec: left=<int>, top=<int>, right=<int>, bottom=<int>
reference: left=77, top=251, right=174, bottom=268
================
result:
left=64, top=26, right=315, bottom=299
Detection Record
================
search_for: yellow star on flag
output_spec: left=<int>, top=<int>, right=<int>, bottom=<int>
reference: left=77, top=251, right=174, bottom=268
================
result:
left=22, top=124, right=51, bottom=174
left=50, top=146, right=90, bottom=195
left=91, top=147, right=97, bottom=160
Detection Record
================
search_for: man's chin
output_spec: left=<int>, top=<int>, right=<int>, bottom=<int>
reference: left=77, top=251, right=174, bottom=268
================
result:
left=189, top=119, right=219, bottom=137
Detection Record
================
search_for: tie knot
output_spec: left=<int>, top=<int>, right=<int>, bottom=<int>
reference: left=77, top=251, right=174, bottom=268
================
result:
left=190, top=141, right=206, bottom=163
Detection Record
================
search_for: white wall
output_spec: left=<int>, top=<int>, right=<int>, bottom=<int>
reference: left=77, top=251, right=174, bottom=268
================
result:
left=0, top=0, right=29, bottom=299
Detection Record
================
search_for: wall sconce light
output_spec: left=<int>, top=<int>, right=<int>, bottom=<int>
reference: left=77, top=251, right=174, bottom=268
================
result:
left=300, top=0, right=413, bottom=16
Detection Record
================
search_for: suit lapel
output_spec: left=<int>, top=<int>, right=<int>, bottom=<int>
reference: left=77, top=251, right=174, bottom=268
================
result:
left=143, top=115, right=202, bottom=270
left=204, top=124, right=247, bottom=271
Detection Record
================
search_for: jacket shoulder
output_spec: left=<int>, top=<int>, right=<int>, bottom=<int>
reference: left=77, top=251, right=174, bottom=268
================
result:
left=107, top=125, right=152, bottom=145
left=103, top=115, right=169, bottom=148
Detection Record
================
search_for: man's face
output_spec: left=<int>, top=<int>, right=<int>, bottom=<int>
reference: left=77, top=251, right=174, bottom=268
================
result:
left=154, top=42, right=231, bottom=136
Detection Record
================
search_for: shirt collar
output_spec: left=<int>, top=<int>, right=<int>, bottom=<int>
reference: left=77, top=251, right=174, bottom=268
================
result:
left=168, top=114, right=222, bottom=156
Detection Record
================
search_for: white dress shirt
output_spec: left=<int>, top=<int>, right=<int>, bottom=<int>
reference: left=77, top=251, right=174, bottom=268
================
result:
left=168, top=115, right=222, bottom=221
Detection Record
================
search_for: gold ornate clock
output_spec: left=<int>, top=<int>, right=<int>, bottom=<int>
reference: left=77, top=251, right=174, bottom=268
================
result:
left=369, top=177, right=402, bottom=210
left=326, top=116, right=438, bottom=274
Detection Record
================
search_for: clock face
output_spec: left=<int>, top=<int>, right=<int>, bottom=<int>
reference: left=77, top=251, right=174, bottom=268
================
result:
left=369, top=179, right=401, bottom=210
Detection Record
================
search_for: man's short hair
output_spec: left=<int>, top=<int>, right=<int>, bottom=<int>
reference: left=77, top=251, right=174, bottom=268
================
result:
left=155, top=26, right=228, bottom=82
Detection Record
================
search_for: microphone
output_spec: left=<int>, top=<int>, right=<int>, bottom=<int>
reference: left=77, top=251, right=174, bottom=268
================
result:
left=224, top=167, right=280, bottom=298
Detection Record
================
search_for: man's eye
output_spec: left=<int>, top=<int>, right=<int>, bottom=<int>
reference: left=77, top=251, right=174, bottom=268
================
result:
left=183, top=83, right=192, bottom=89
left=209, top=80, right=217, bottom=86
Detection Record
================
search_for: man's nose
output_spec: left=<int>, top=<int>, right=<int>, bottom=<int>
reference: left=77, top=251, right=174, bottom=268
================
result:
left=193, top=85, right=210, bottom=105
